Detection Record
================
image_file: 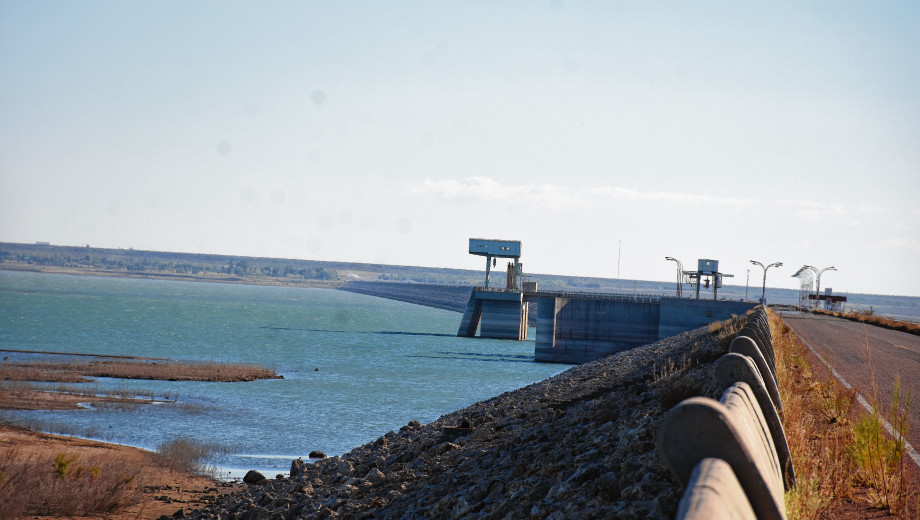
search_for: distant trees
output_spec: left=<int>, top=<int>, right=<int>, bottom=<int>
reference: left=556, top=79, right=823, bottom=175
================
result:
left=0, top=245, right=339, bottom=282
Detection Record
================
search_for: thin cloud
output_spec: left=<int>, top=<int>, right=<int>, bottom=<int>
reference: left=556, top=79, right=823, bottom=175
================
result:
left=409, top=177, right=751, bottom=210
left=776, top=199, right=847, bottom=222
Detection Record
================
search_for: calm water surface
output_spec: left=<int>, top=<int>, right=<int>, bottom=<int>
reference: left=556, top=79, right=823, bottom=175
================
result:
left=0, top=271, right=570, bottom=476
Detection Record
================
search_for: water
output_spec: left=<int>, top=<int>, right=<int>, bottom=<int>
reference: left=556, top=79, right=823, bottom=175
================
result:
left=0, top=271, right=570, bottom=476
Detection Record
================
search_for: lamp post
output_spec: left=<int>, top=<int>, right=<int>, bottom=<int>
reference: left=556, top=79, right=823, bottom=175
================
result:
left=745, top=269, right=750, bottom=301
left=802, top=265, right=836, bottom=308
left=750, top=260, right=783, bottom=304
left=791, top=268, right=815, bottom=308
left=665, top=257, right=684, bottom=298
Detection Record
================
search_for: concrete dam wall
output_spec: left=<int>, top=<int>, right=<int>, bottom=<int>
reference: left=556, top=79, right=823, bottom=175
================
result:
left=535, top=296, right=661, bottom=364
left=534, top=295, right=756, bottom=363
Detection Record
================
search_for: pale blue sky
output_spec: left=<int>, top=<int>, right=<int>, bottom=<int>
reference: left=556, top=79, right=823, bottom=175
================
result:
left=2, top=1, right=918, bottom=296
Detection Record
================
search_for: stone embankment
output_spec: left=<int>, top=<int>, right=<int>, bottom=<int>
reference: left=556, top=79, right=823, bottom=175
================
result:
left=183, top=315, right=748, bottom=519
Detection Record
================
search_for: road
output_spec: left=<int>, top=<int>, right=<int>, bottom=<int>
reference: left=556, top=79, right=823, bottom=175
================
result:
left=781, top=312, right=920, bottom=462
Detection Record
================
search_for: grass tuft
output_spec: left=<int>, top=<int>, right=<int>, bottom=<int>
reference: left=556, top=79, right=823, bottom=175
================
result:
left=155, top=437, right=228, bottom=477
left=0, top=448, right=141, bottom=518
left=847, top=375, right=913, bottom=514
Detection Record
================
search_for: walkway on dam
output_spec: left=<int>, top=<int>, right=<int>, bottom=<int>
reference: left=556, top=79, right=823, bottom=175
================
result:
left=781, top=311, right=920, bottom=466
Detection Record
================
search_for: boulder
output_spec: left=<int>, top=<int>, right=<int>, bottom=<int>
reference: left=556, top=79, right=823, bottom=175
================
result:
left=309, top=450, right=327, bottom=459
left=243, top=470, right=268, bottom=486
left=290, top=457, right=307, bottom=477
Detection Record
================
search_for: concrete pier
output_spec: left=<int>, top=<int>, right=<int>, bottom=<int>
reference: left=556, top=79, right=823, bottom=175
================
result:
left=457, top=289, right=528, bottom=340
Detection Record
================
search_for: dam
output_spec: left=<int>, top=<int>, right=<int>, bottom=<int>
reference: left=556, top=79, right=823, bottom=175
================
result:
left=457, top=238, right=757, bottom=363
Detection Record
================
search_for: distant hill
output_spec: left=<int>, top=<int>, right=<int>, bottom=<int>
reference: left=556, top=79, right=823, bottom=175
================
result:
left=2, top=242, right=917, bottom=321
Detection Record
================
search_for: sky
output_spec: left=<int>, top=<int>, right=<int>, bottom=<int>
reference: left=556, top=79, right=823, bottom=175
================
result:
left=1, top=1, right=918, bottom=297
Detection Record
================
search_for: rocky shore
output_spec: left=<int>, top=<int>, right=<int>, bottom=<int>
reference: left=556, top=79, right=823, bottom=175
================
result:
left=185, top=317, right=743, bottom=520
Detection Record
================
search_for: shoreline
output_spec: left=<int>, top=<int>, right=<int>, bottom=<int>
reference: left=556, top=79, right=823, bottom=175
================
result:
left=0, top=263, right=344, bottom=289
left=0, top=424, right=242, bottom=519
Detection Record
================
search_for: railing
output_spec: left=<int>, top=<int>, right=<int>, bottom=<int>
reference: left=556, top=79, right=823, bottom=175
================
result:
left=531, top=290, right=661, bottom=304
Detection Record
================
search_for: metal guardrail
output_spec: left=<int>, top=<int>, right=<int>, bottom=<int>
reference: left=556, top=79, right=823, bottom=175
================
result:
left=530, top=290, right=661, bottom=303
left=474, top=286, right=661, bottom=303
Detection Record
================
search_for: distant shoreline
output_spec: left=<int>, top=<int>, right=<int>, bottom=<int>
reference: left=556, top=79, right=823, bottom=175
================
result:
left=0, top=263, right=343, bottom=289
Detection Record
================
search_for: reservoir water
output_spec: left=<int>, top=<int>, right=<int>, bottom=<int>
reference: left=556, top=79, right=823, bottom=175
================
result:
left=0, top=271, right=570, bottom=476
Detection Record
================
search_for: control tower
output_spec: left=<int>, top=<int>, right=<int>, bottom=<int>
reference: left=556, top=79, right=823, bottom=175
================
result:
left=457, top=238, right=529, bottom=340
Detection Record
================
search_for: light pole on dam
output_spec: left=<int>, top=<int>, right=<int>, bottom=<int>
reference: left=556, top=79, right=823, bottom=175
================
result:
left=798, top=265, right=837, bottom=309
left=664, top=256, right=684, bottom=298
left=750, top=260, right=783, bottom=304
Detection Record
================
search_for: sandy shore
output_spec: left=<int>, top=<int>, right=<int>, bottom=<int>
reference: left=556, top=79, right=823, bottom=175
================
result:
left=0, top=350, right=266, bottom=518
left=0, top=425, right=241, bottom=519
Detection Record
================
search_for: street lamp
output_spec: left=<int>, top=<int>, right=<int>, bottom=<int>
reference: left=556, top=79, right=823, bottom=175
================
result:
left=801, top=265, right=836, bottom=308
left=750, top=260, right=783, bottom=304
left=665, top=257, right=684, bottom=298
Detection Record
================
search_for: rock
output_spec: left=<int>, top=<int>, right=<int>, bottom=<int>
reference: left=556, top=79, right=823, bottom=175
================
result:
left=291, top=457, right=307, bottom=477
left=364, top=467, right=386, bottom=484
left=336, top=459, right=353, bottom=474
left=243, top=470, right=269, bottom=486
left=309, top=450, right=327, bottom=459
left=450, top=498, right=470, bottom=518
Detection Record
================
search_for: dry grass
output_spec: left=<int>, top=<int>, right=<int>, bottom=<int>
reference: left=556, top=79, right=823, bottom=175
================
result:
left=0, top=379, right=170, bottom=410
left=769, top=309, right=918, bottom=519
left=847, top=373, right=914, bottom=514
left=810, top=308, right=920, bottom=336
left=1, top=358, right=281, bottom=383
left=155, top=437, right=228, bottom=477
left=0, top=447, right=142, bottom=518
left=770, top=309, right=855, bottom=519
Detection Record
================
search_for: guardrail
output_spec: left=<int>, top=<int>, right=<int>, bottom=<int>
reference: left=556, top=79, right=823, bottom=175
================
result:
left=657, top=307, right=794, bottom=520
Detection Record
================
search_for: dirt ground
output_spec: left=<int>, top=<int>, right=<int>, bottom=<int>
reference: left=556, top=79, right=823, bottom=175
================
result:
left=0, top=425, right=241, bottom=520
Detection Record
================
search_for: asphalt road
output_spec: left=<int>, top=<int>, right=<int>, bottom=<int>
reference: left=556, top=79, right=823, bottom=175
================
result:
left=781, top=311, right=920, bottom=459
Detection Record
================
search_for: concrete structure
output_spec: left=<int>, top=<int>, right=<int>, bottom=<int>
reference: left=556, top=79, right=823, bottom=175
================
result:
left=457, top=289, right=529, bottom=340
left=714, top=353, right=794, bottom=488
left=675, top=458, right=757, bottom=520
left=457, top=238, right=530, bottom=340
left=457, top=241, right=756, bottom=354
left=534, top=295, right=755, bottom=363
left=658, top=382, right=787, bottom=520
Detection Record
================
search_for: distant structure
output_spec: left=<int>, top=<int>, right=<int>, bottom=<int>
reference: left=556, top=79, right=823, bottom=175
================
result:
left=791, top=267, right=815, bottom=307
left=809, top=288, right=847, bottom=311
left=468, top=238, right=522, bottom=290
left=684, top=259, right=734, bottom=300
left=457, top=239, right=529, bottom=340
left=457, top=241, right=756, bottom=362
